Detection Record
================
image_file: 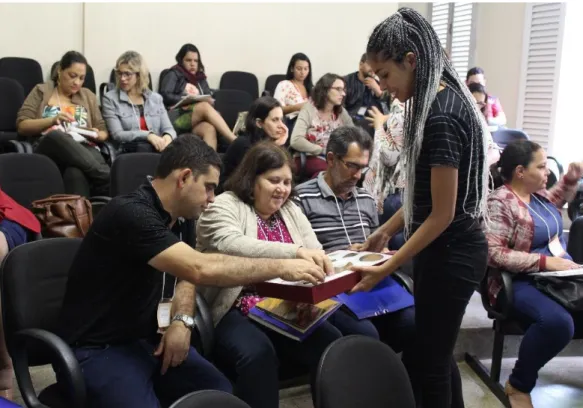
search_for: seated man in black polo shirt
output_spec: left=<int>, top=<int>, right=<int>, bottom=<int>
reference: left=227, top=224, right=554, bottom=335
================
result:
left=344, top=53, right=388, bottom=135
left=57, top=135, right=329, bottom=408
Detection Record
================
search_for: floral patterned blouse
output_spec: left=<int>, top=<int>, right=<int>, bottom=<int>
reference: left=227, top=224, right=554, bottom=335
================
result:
left=363, top=99, right=406, bottom=213
left=274, top=80, right=309, bottom=120
left=234, top=212, right=295, bottom=316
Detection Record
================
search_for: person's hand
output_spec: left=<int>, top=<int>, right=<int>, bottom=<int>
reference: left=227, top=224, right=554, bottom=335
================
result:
left=297, top=247, right=334, bottom=276
left=153, top=321, right=192, bottom=375
left=566, top=162, right=583, bottom=182
left=364, top=77, right=382, bottom=96
left=280, top=259, right=326, bottom=285
left=350, top=257, right=398, bottom=293
left=274, top=124, right=289, bottom=146
left=161, top=135, right=173, bottom=150
left=365, top=106, right=388, bottom=130
left=350, top=227, right=391, bottom=253
left=52, top=112, right=75, bottom=126
left=546, top=257, right=581, bottom=271
left=147, top=134, right=166, bottom=152
left=185, top=83, right=199, bottom=96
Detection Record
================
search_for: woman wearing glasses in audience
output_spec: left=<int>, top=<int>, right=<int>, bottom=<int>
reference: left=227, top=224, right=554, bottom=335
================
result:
left=159, top=43, right=237, bottom=150
left=290, top=73, right=353, bottom=179
left=273, top=53, right=313, bottom=132
left=487, top=140, right=583, bottom=407
left=219, top=96, right=288, bottom=189
left=196, top=142, right=343, bottom=408
left=102, top=51, right=176, bottom=154
left=17, top=51, right=110, bottom=197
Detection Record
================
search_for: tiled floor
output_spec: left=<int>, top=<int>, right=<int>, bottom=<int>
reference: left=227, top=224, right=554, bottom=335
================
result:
left=10, top=357, right=583, bottom=407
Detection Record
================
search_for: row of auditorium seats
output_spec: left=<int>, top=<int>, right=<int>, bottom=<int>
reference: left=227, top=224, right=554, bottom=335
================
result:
left=0, top=231, right=416, bottom=408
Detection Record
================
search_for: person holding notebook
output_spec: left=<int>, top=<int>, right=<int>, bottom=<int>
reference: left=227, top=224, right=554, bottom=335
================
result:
left=487, top=140, right=583, bottom=407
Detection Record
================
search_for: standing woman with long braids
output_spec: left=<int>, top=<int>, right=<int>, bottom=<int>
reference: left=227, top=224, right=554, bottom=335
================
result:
left=351, top=8, right=490, bottom=407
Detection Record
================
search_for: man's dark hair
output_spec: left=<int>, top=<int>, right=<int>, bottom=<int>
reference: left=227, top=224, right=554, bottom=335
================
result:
left=326, top=126, right=372, bottom=157
left=155, top=135, right=221, bottom=179
left=225, top=141, right=295, bottom=206
left=466, top=67, right=485, bottom=80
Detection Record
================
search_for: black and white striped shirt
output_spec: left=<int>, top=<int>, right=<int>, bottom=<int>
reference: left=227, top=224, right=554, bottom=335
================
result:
left=412, top=87, right=484, bottom=233
left=293, top=173, right=379, bottom=252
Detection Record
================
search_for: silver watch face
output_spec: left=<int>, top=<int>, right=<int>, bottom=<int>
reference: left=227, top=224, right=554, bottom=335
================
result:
left=175, top=314, right=194, bottom=327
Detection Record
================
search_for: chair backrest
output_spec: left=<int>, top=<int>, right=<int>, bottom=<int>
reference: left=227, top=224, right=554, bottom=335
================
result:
left=491, top=128, right=529, bottom=149
left=567, top=216, right=583, bottom=264
left=263, top=74, right=286, bottom=97
left=50, top=61, right=96, bottom=94
left=169, top=390, right=251, bottom=408
left=110, top=153, right=160, bottom=196
left=0, top=78, right=24, bottom=132
left=0, top=57, right=43, bottom=97
left=0, top=153, right=64, bottom=208
left=316, top=336, right=416, bottom=408
left=213, top=90, right=254, bottom=131
left=219, top=71, right=259, bottom=101
left=0, top=238, right=82, bottom=365
left=159, top=68, right=170, bottom=92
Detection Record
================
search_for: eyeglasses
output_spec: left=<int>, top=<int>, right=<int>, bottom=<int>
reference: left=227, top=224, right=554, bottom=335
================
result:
left=330, top=86, right=346, bottom=94
left=337, top=157, right=369, bottom=173
left=115, top=70, right=137, bottom=79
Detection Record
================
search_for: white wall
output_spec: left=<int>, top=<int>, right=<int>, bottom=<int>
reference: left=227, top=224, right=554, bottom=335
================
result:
left=1, top=3, right=399, bottom=92
left=0, top=3, right=84, bottom=80
left=473, top=2, right=527, bottom=128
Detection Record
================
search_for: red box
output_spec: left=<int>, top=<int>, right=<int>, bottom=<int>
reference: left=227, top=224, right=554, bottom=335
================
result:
left=255, top=271, right=362, bottom=304
left=255, top=250, right=391, bottom=304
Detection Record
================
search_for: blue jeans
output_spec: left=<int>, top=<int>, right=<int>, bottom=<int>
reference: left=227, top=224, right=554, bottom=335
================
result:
left=68, top=338, right=231, bottom=408
left=509, top=280, right=578, bottom=393
left=381, top=192, right=405, bottom=249
left=212, top=309, right=343, bottom=408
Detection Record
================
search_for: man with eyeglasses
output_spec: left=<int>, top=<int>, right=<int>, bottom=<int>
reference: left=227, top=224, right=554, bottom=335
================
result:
left=293, top=125, right=418, bottom=384
left=294, top=125, right=374, bottom=252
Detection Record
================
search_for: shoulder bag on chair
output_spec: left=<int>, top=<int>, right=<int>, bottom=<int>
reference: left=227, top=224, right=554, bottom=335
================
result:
left=32, top=194, right=93, bottom=238
left=534, top=275, right=583, bottom=312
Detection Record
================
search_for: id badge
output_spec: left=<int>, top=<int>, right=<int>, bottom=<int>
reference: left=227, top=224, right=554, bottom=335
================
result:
left=357, top=106, right=367, bottom=117
left=548, top=235, right=566, bottom=257
left=157, top=299, right=172, bottom=332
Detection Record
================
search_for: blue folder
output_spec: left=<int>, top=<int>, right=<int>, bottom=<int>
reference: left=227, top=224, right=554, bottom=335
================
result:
left=335, top=276, right=415, bottom=319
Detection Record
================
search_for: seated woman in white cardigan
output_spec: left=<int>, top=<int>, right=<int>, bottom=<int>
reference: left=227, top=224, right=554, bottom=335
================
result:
left=196, top=142, right=364, bottom=408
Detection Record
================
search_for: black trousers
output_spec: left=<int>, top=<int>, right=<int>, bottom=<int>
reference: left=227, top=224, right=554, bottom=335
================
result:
left=409, top=222, right=488, bottom=408
left=35, top=131, right=110, bottom=196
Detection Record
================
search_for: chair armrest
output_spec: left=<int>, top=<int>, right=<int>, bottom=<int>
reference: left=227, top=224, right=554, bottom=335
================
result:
left=479, top=268, right=514, bottom=320
left=392, top=270, right=413, bottom=294
left=98, top=141, right=117, bottom=166
left=12, top=328, right=85, bottom=408
left=192, top=292, right=215, bottom=358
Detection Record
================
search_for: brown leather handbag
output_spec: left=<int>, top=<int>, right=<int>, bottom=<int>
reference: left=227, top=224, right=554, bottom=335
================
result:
left=32, top=194, right=93, bottom=238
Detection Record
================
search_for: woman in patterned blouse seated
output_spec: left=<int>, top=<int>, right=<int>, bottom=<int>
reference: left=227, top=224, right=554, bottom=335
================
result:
left=196, top=142, right=365, bottom=408
left=16, top=51, right=110, bottom=197
left=273, top=53, right=313, bottom=132
left=487, top=140, right=583, bottom=407
left=290, top=73, right=353, bottom=179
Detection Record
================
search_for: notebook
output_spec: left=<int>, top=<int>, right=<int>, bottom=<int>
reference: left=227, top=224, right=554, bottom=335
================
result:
left=248, top=298, right=341, bottom=341
left=530, top=268, right=583, bottom=277
left=170, top=94, right=213, bottom=110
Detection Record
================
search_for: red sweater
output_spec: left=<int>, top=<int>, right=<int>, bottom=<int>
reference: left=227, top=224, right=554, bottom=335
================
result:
left=0, top=188, right=41, bottom=233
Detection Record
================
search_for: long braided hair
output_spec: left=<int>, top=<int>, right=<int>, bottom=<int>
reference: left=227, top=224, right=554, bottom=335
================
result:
left=367, top=7, right=489, bottom=236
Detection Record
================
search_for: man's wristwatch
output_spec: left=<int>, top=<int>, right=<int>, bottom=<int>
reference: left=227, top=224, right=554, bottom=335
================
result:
left=171, top=314, right=195, bottom=330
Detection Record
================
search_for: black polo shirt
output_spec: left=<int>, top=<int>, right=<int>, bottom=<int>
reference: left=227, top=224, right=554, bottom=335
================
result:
left=58, top=181, right=193, bottom=346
